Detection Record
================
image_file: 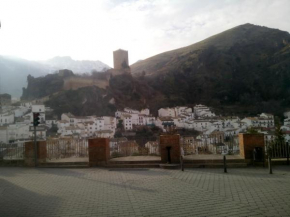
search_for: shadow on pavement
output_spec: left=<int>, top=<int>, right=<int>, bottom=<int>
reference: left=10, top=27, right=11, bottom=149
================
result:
left=0, top=179, right=61, bottom=217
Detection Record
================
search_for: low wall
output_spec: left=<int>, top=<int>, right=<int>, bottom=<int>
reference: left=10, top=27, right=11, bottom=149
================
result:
left=239, top=134, right=265, bottom=160
left=160, top=134, right=181, bottom=164
left=88, top=138, right=110, bottom=167
left=25, top=141, right=47, bottom=167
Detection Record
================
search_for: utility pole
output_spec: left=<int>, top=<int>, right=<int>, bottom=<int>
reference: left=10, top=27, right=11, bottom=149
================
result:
left=33, top=113, right=40, bottom=167
left=0, top=74, right=2, bottom=112
left=34, top=124, right=37, bottom=166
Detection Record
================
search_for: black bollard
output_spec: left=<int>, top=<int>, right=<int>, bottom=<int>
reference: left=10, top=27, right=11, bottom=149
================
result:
left=223, top=155, right=227, bottom=173
left=287, top=142, right=289, bottom=166
left=268, top=155, right=273, bottom=174
left=181, top=156, right=184, bottom=172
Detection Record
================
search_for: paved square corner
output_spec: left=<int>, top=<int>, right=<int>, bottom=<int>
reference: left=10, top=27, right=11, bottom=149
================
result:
left=0, top=166, right=290, bottom=217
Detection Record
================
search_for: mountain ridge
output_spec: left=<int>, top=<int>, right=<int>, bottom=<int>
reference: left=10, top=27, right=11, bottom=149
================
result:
left=131, top=23, right=290, bottom=75
left=0, top=55, right=110, bottom=97
left=42, top=56, right=110, bottom=73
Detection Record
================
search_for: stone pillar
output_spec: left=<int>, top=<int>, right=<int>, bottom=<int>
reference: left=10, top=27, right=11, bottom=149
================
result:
left=160, top=134, right=180, bottom=164
left=239, top=133, right=265, bottom=159
left=88, top=138, right=110, bottom=167
left=24, top=141, right=47, bottom=167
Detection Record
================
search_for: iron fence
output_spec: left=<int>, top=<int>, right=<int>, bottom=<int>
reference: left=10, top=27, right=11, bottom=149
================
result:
left=180, top=135, right=240, bottom=155
left=0, top=142, right=25, bottom=160
left=110, top=138, right=159, bottom=158
left=265, top=141, right=290, bottom=159
left=46, top=139, right=88, bottom=160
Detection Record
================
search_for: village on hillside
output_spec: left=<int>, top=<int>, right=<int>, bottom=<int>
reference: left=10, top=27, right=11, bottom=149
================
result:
left=1, top=49, right=290, bottom=156
left=1, top=95, right=290, bottom=155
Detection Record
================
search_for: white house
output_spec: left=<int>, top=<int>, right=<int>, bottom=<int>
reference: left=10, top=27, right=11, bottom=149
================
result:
left=145, top=141, right=159, bottom=155
left=0, top=126, right=8, bottom=143
left=59, top=126, right=85, bottom=137
left=184, top=120, right=195, bottom=129
left=194, top=104, right=213, bottom=117
left=116, top=108, right=153, bottom=129
left=192, top=119, right=212, bottom=131
left=103, top=116, right=117, bottom=133
left=140, top=108, right=150, bottom=115
left=96, top=130, right=114, bottom=138
left=45, top=119, right=57, bottom=128
left=260, top=113, right=274, bottom=119
left=32, top=104, right=45, bottom=113
left=61, top=113, right=75, bottom=122
left=13, top=106, right=30, bottom=118
left=0, top=112, right=15, bottom=126
left=241, top=117, right=259, bottom=127
left=5, top=124, right=30, bottom=142
left=284, top=118, right=290, bottom=126
left=155, top=117, right=175, bottom=132
left=124, top=107, right=140, bottom=114
left=20, top=101, right=32, bottom=108
left=59, top=113, right=116, bottom=137
left=158, top=108, right=176, bottom=117
left=94, top=117, right=105, bottom=132
left=122, top=114, right=133, bottom=131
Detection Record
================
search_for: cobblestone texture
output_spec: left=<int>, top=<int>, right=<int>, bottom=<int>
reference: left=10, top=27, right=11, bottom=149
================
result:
left=0, top=166, right=290, bottom=217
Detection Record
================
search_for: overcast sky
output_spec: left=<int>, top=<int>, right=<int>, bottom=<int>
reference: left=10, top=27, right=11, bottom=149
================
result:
left=0, top=0, right=289, bottom=67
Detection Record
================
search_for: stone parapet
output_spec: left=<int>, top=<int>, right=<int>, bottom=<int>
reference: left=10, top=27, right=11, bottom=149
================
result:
left=239, top=133, right=265, bottom=159
left=160, top=134, right=181, bottom=164
left=88, top=138, right=110, bottom=167
left=24, top=141, right=47, bottom=167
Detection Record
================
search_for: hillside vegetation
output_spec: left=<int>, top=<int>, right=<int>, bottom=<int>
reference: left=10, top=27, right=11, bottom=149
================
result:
left=132, top=24, right=290, bottom=116
left=45, top=73, right=162, bottom=118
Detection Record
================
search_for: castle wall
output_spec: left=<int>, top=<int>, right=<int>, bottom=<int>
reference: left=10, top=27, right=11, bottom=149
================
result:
left=63, top=77, right=109, bottom=90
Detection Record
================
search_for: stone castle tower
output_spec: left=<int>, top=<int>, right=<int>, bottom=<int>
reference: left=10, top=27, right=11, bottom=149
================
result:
left=113, top=49, right=129, bottom=70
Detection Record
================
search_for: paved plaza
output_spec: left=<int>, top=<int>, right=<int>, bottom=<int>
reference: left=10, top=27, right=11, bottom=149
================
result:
left=0, top=166, right=290, bottom=217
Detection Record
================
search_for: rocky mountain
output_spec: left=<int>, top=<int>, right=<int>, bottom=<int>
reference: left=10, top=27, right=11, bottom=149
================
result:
left=0, top=56, right=110, bottom=97
left=131, top=23, right=290, bottom=116
left=22, top=24, right=290, bottom=117
left=42, top=56, right=110, bottom=74
left=0, top=56, right=50, bottom=98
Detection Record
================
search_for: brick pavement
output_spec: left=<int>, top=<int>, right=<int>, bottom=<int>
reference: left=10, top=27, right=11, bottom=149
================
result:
left=0, top=166, right=290, bottom=217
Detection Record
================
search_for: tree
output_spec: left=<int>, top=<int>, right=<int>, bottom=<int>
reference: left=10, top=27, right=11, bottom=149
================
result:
left=117, top=120, right=124, bottom=130
left=246, top=127, right=258, bottom=134
left=273, top=121, right=285, bottom=146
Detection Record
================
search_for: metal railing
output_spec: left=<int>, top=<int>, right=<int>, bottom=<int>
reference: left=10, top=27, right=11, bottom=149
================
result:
left=266, top=141, right=290, bottom=159
left=110, top=138, right=159, bottom=158
left=180, top=135, right=240, bottom=155
left=0, top=142, right=25, bottom=160
left=46, top=139, right=88, bottom=160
